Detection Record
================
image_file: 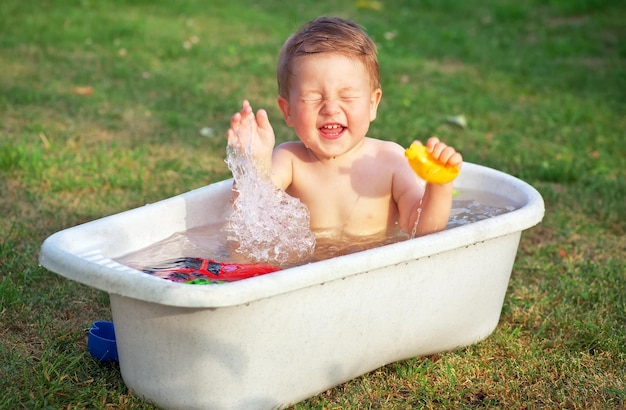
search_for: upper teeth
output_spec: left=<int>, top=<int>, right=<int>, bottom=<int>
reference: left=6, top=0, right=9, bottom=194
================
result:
left=323, top=125, right=341, bottom=129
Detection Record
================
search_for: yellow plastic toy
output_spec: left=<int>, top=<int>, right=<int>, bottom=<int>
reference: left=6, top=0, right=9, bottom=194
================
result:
left=405, top=142, right=460, bottom=184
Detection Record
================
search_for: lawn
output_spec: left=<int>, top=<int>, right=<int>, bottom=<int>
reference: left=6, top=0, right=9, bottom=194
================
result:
left=1, top=0, right=624, bottom=408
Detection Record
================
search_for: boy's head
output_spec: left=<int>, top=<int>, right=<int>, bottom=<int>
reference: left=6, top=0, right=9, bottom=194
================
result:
left=277, top=17, right=380, bottom=99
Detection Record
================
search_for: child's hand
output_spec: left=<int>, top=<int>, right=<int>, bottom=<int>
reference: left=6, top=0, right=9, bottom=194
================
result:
left=406, top=137, right=463, bottom=184
left=227, top=100, right=276, bottom=170
left=423, top=136, right=463, bottom=169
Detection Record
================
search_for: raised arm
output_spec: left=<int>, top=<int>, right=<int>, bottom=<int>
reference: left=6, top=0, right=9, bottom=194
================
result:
left=395, top=137, right=463, bottom=236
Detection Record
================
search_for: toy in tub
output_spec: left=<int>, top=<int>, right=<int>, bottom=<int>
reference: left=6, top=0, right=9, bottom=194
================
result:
left=39, top=162, right=544, bottom=409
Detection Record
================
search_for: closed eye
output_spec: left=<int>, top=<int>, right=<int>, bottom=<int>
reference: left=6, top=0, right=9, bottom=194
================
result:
left=340, top=95, right=361, bottom=101
left=301, top=97, right=322, bottom=103
left=300, top=92, right=323, bottom=103
left=301, top=96, right=362, bottom=103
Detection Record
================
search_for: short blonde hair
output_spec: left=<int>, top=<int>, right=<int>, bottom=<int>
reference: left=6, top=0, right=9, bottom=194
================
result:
left=277, top=17, right=380, bottom=98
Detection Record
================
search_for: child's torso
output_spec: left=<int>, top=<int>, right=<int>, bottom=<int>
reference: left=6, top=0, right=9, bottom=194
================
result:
left=284, top=139, right=404, bottom=236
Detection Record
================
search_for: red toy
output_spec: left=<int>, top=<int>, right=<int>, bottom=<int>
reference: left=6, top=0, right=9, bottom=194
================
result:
left=143, top=257, right=281, bottom=284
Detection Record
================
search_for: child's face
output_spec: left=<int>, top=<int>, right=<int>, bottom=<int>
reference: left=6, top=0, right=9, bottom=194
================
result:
left=278, top=53, right=382, bottom=160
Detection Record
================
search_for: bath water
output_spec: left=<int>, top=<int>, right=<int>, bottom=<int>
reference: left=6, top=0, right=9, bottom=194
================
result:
left=117, top=189, right=517, bottom=271
left=447, top=189, right=517, bottom=228
left=224, top=114, right=316, bottom=265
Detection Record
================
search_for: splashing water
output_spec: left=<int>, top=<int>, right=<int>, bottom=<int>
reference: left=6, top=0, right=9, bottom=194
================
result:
left=410, top=199, right=423, bottom=239
left=224, top=118, right=316, bottom=265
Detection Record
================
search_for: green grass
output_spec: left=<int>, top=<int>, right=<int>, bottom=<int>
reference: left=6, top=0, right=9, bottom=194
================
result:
left=1, top=0, right=624, bottom=408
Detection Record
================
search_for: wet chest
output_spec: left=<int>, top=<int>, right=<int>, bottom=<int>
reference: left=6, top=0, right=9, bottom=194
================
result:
left=288, top=168, right=396, bottom=232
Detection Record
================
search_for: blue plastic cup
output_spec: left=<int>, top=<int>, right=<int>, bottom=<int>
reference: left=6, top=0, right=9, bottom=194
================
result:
left=88, top=321, right=118, bottom=362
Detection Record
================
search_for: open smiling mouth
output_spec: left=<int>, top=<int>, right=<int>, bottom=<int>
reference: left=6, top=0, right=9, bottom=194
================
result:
left=319, top=124, right=346, bottom=139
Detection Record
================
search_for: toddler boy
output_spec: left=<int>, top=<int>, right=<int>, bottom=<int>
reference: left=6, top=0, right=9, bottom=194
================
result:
left=227, top=17, right=462, bottom=238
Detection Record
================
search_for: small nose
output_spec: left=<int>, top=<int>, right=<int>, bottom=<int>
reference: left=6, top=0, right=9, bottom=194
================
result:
left=320, top=97, right=340, bottom=115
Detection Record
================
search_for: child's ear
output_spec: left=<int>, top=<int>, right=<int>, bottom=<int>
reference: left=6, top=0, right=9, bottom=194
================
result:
left=369, top=88, right=383, bottom=122
left=277, top=96, right=294, bottom=127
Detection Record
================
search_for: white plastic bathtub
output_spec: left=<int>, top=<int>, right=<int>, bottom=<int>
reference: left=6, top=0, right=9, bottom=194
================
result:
left=39, top=162, right=544, bottom=410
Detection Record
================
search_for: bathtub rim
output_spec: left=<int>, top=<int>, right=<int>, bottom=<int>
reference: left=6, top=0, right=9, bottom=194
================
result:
left=39, top=162, right=544, bottom=308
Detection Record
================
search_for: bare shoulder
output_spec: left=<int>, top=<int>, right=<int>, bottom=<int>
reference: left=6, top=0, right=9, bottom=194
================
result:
left=271, top=141, right=308, bottom=190
left=365, top=137, right=424, bottom=187
left=364, top=137, right=407, bottom=163
left=274, top=141, right=308, bottom=158
left=365, top=137, right=403, bottom=151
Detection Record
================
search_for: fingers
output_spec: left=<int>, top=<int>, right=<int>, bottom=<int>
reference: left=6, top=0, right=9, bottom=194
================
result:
left=431, top=145, right=462, bottom=165
left=448, top=151, right=463, bottom=166
left=229, top=112, right=241, bottom=130
left=227, top=100, right=276, bottom=152
left=256, top=109, right=272, bottom=132
left=439, top=149, right=462, bottom=166
left=231, top=100, right=263, bottom=130
left=425, top=136, right=440, bottom=150
left=226, top=127, right=237, bottom=146
left=228, top=101, right=253, bottom=147
left=230, top=100, right=252, bottom=125
left=423, top=136, right=463, bottom=166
